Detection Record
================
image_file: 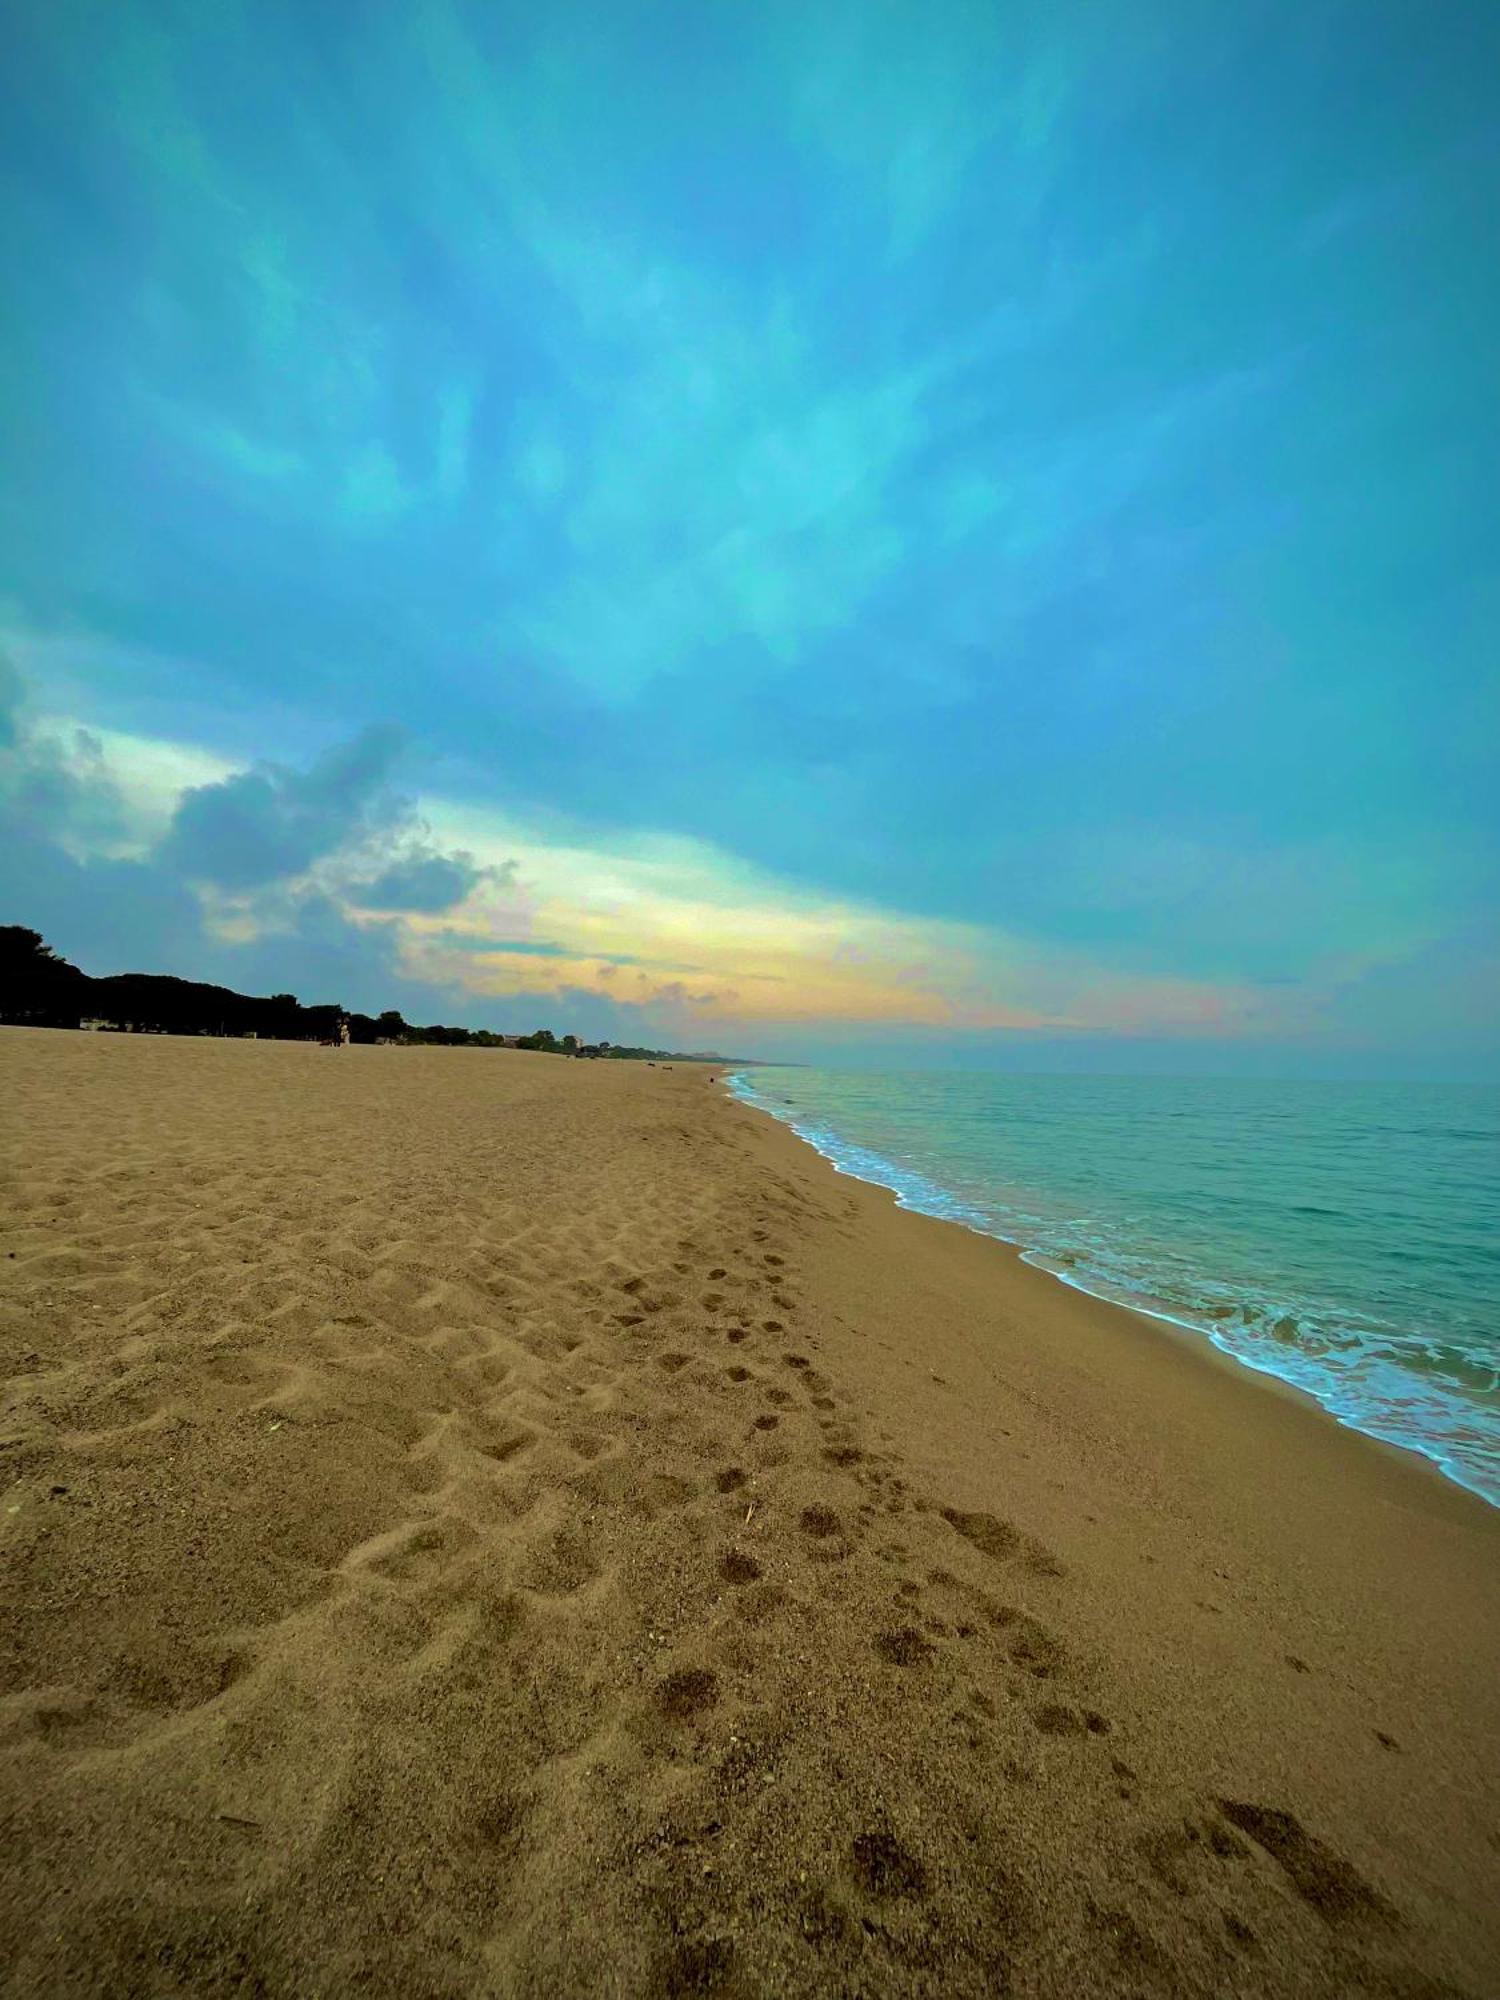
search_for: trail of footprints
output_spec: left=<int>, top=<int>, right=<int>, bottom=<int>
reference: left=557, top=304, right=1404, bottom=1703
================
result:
left=366, top=1187, right=1424, bottom=1995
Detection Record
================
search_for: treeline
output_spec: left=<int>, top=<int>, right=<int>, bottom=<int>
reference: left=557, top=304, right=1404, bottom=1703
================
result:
left=501, top=1030, right=725, bottom=1061
left=2, top=925, right=363, bottom=1042
left=0, top=927, right=738, bottom=1061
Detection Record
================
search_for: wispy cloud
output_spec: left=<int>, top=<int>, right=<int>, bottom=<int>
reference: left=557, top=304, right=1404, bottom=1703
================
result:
left=775, top=1, right=1076, bottom=256
left=3, top=2, right=1494, bottom=1071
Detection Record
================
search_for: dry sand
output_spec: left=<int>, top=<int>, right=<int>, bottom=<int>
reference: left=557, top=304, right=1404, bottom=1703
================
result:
left=2, top=1027, right=1497, bottom=1998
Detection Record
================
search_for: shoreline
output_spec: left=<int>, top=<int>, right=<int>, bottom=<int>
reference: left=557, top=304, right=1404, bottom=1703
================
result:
left=720, top=1069, right=1492, bottom=1522
left=722, top=1066, right=1498, bottom=1511
left=716, top=1067, right=1498, bottom=1529
left=4, top=1028, right=1498, bottom=1995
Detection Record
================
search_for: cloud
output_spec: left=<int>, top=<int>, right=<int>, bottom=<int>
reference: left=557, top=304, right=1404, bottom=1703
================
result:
left=1299, top=924, right=1500, bottom=1065
left=159, top=726, right=406, bottom=888
left=0, top=653, right=134, bottom=859
left=429, top=934, right=570, bottom=957
left=776, top=2, right=1072, bottom=256
left=340, top=444, right=416, bottom=528
left=506, top=247, right=930, bottom=702
left=1, top=667, right=450, bottom=1010
left=206, top=892, right=463, bottom=1018
left=0, top=819, right=206, bottom=981
left=350, top=847, right=487, bottom=914
left=0, top=651, right=19, bottom=748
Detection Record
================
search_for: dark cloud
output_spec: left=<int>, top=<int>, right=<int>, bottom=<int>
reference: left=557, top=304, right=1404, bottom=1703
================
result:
left=431, top=933, right=567, bottom=957
left=350, top=848, right=485, bottom=913
left=0, top=804, right=454, bottom=1016
left=0, top=820, right=208, bottom=979
left=0, top=686, right=420, bottom=1001
left=203, top=895, right=465, bottom=1017
left=159, top=725, right=406, bottom=888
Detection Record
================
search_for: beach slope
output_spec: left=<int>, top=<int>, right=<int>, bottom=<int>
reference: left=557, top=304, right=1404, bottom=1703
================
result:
left=2, top=1029, right=1497, bottom=1996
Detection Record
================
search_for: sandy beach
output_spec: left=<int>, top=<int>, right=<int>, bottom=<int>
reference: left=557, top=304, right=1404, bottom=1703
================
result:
left=2, top=1027, right=1497, bottom=1998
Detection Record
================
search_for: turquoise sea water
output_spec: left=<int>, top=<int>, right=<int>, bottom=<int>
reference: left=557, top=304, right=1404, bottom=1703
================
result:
left=725, top=1069, right=1500, bottom=1505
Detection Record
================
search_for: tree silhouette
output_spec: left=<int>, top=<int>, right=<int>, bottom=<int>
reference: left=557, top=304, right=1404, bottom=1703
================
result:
left=0, top=926, right=87, bottom=1026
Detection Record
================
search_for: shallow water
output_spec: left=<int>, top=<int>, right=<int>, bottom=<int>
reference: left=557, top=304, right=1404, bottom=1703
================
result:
left=726, top=1068, right=1500, bottom=1505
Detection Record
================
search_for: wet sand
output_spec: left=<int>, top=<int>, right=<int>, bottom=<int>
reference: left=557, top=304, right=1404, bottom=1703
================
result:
left=2, top=1027, right=1497, bottom=1997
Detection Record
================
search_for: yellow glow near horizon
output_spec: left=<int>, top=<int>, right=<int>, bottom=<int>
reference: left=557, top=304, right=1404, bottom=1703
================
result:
left=404, top=800, right=1268, bottom=1034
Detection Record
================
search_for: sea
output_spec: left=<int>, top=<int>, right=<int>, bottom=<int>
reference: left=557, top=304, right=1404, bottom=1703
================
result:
left=724, top=1068, right=1500, bottom=1506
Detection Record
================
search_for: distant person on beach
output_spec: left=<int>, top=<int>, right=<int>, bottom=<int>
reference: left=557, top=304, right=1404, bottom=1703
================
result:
left=338, top=1016, right=350, bottom=1048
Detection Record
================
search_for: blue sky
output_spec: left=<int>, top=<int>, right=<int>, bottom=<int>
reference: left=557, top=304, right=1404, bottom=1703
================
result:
left=1, top=0, right=1495, bottom=1073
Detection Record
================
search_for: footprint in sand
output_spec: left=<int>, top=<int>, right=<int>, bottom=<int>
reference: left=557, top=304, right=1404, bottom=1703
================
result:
left=1006, top=1619, right=1067, bottom=1679
left=941, top=1504, right=1065, bottom=1579
left=655, top=1667, right=719, bottom=1720
left=800, top=1506, right=841, bottom=1536
left=1033, top=1703, right=1101, bottom=1737
left=477, top=1426, right=535, bottom=1465
left=850, top=1831, right=928, bottom=1901
left=718, top=1550, right=762, bottom=1585
left=874, top=1627, right=935, bottom=1667
left=518, top=1522, right=602, bottom=1597
left=1216, top=1801, right=1399, bottom=1928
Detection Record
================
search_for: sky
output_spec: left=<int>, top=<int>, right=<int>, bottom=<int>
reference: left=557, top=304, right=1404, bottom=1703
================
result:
left=1, top=1, right=1496, bottom=1075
